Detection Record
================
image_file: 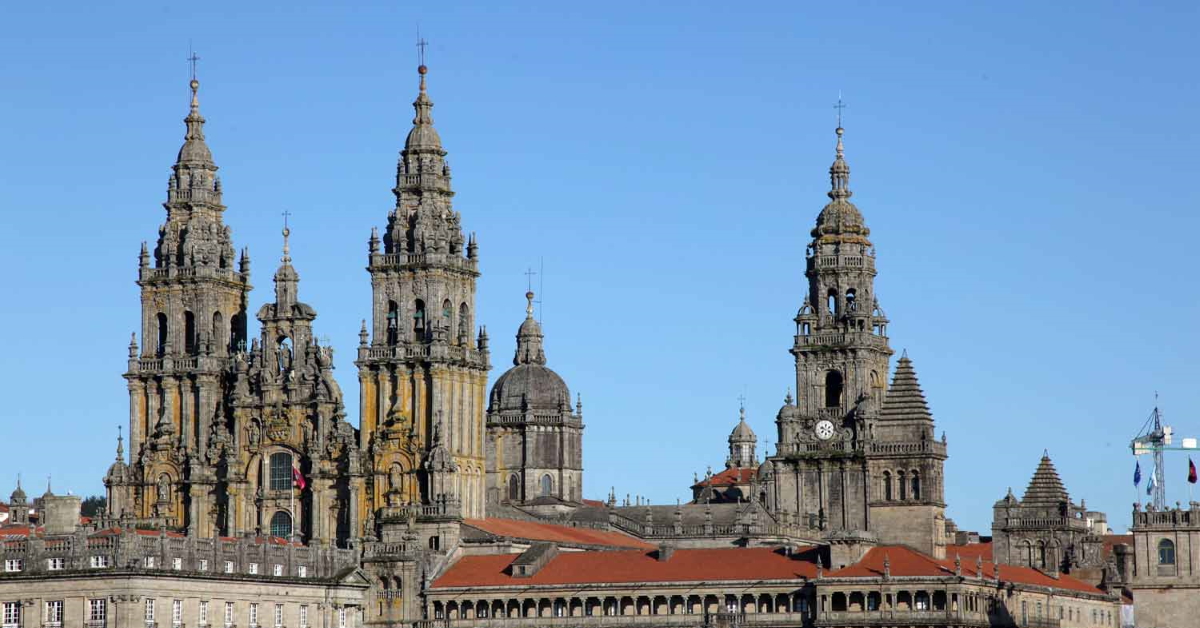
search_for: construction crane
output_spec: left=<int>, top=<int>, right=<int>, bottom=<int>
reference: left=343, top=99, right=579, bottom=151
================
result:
left=1131, top=406, right=1197, bottom=510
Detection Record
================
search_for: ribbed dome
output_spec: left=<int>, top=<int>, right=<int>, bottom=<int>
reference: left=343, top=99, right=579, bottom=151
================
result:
left=730, top=417, right=756, bottom=442
left=177, top=136, right=213, bottom=163
left=490, top=363, right=571, bottom=413
left=9, top=483, right=25, bottom=502
left=406, top=124, right=443, bottom=150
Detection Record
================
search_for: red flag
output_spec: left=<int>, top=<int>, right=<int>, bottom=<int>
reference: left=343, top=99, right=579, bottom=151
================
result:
left=1189, top=457, right=1197, bottom=485
left=292, top=467, right=307, bottom=490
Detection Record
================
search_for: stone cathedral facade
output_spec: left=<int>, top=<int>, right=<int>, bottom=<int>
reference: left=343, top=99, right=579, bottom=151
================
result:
left=1, top=63, right=1126, bottom=628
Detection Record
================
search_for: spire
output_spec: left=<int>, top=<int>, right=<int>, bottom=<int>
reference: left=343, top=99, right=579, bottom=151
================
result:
left=273, top=219, right=299, bottom=307
left=405, top=61, right=443, bottom=152
left=811, top=124, right=869, bottom=243
left=165, top=58, right=223, bottom=215
left=115, top=425, right=124, bottom=462
left=514, top=291, right=547, bottom=365
left=1021, top=453, right=1071, bottom=505
left=879, top=354, right=934, bottom=423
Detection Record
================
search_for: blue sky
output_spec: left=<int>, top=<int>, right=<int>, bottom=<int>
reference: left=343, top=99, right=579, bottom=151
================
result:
left=1, top=1, right=1197, bottom=533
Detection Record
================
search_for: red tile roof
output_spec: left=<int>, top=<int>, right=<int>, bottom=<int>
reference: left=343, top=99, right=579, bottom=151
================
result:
left=433, top=546, right=820, bottom=588
left=463, top=518, right=653, bottom=549
left=581, top=499, right=607, bottom=508
left=829, top=546, right=1105, bottom=595
left=692, top=467, right=756, bottom=489
left=946, top=542, right=993, bottom=563
left=1102, top=534, right=1133, bottom=554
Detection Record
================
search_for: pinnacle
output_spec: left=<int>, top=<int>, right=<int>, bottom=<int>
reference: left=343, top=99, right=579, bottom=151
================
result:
left=880, top=354, right=932, bottom=422
left=1020, top=453, right=1070, bottom=505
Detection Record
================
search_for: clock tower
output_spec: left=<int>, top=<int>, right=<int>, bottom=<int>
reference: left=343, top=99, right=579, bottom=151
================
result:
left=763, top=126, right=947, bottom=557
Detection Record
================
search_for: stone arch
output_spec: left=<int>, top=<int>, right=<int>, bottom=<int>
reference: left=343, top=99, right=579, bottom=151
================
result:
left=458, top=302, right=470, bottom=344
left=883, top=471, right=892, bottom=501
left=910, top=470, right=921, bottom=500
left=156, top=312, right=169, bottom=355
left=386, top=300, right=400, bottom=345
left=824, top=370, right=844, bottom=408
left=540, top=473, right=553, bottom=497
left=184, top=310, right=196, bottom=353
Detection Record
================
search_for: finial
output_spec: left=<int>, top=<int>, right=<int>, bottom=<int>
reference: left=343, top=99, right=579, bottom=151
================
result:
left=525, top=291, right=535, bottom=319
left=1043, top=448, right=1050, bottom=458
left=280, top=210, right=292, bottom=263
left=901, top=348, right=908, bottom=359
left=187, top=48, right=201, bottom=111
left=116, top=425, right=124, bottom=460
left=416, top=34, right=429, bottom=92
left=738, top=393, right=746, bottom=419
left=834, top=92, right=846, bottom=129
left=785, top=388, right=794, bottom=405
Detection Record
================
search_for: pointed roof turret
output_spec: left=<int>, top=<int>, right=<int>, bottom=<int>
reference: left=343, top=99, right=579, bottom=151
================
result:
left=730, top=404, right=756, bottom=443
left=10, top=476, right=26, bottom=504
left=879, top=355, right=933, bottom=423
left=405, top=63, right=444, bottom=152
left=274, top=224, right=299, bottom=308
left=1021, top=453, right=1070, bottom=506
left=811, top=126, right=870, bottom=245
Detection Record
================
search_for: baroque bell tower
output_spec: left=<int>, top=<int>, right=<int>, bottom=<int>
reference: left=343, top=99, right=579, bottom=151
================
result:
left=765, top=125, right=947, bottom=557
left=117, top=72, right=251, bottom=533
left=357, top=61, right=490, bottom=526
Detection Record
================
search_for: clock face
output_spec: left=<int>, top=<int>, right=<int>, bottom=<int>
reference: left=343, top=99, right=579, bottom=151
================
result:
left=815, top=420, right=835, bottom=440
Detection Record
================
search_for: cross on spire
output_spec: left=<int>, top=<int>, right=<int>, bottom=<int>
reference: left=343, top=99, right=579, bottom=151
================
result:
left=282, top=209, right=292, bottom=230
left=188, top=49, right=200, bottom=82
left=417, top=36, right=428, bottom=67
left=524, top=267, right=538, bottom=291
left=833, top=93, right=847, bottom=128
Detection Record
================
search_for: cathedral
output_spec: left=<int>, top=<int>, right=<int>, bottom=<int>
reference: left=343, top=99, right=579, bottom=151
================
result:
left=0, top=62, right=1128, bottom=628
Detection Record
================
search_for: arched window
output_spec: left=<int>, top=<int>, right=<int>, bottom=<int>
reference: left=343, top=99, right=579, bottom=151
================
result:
left=156, top=312, right=168, bottom=356
left=269, top=511, right=292, bottom=538
left=413, top=300, right=426, bottom=337
left=458, top=303, right=470, bottom=343
left=184, top=311, right=196, bottom=354
left=386, top=301, right=400, bottom=345
left=801, top=322, right=811, bottom=335
left=230, top=313, right=244, bottom=352
left=508, top=475, right=520, bottom=502
left=883, top=471, right=892, bottom=501
left=540, top=474, right=553, bottom=497
left=1159, top=539, right=1176, bottom=565
left=442, top=299, right=453, bottom=323
left=1038, top=541, right=1047, bottom=569
left=827, top=290, right=837, bottom=315
left=911, top=471, right=921, bottom=500
left=898, top=470, right=908, bottom=500
left=845, top=288, right=857, bottom=312
left=269, top=452, right=293, bottom=491
left=429, top=535, right=441, bottom=551
left=824, top=371, right=843, bottom=408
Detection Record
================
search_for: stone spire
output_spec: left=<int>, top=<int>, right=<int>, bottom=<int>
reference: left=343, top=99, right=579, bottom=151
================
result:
left=274, top=224, right=299, bottom=307
left=514, top=291, right=546, bottom=366
left=879, top=355, right=934, bottom=424
left=1021, top=453, right=1070, bottom=506
left=166, top=75, right=223, bottom=210
left=811, top=126, right=870, bottom=244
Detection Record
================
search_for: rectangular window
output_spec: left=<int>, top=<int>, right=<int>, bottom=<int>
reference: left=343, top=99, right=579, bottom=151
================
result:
left=248, top=562, right=259, bottom=575
left=45, top=601, right=64, bottom=626
left=199, top=559, right=209, bottom=572
left=89, top=599, right=107, bottom=623
left=299, top=606, right=308, bottom=628
left=91, top=555, right=110, bottom=568
left=338, top=608, right=346, bottom=628
left=4, top=559, right=22, bottom=572
left=270, top=452, right=294, bottom=491
left=145, top=598, right=156, bottom=623
left=224, top=602, right=234, bottom=627
left=172, top=600, right=182, bottom=627
left=199, top=601, right=209, bottom=626
left=145, top=556, right=156, bottom=569
left=250, top=603, right=259, bottom=627
left=3, top=602, right=21, bottom=628
left=273, top=564, right=283, bottom=577
left=172, top=557, right=183, bottom=571
left=47, top=557, right=65, bottom=570
left=274, top=604, right=283, bottom=627
left=224, top=561, right=234, bottom=574
left=297, top=565, right=307, bottom=578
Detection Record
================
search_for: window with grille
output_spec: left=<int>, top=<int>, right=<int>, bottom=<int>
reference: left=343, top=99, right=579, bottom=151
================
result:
left=249, top=562, right=259, bottom=575
left=45, top=601, right=63, bottom=626
left=270, top=511, right=292, bottom=538
left=3, top=602, right=21, bottom=628
left=270, top=452, right=293, bottom=491
left=199, top=601, right=209, bottom=626
left=273, top=564, right=283, bottom=576
left=274, top=605, right=283, bottom=627
left=91, top=555, right=110, bottom=568
left=4, top=559, right=22, bottom=572
left=224, top=561, right=234, bottom=574
left=89, top=599, right=107, bottom=623
left=47, top=557, right=64, bottom=570
left=224, top=603, right=234, bottom=627
left=173, top=601, right=182, bottom=626
left=338, top=608, right=346, bottom=628
left=250, top=604, right=258, bottom=628
left=299, top=606, right=308, bottom=628
left=145, top=598, right=156, bottom=623
left=172, top=557, right=182, bottom=570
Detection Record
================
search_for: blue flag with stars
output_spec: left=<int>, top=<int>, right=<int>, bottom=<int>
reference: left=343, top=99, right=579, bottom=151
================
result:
left=1134, top=460, right=1142, bottom=486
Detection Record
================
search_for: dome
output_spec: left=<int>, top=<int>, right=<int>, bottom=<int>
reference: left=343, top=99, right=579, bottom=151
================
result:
left=490, top=363, right=571, bottom=413
left=406, top=125, right=443, bottom=150
left=178, top=137, right=213, bottom=164
left=730, top=417, right=756, bottom=442
left=812, top=199, right=870, bottom=242
left=9, top=483, right=26, bottom=503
